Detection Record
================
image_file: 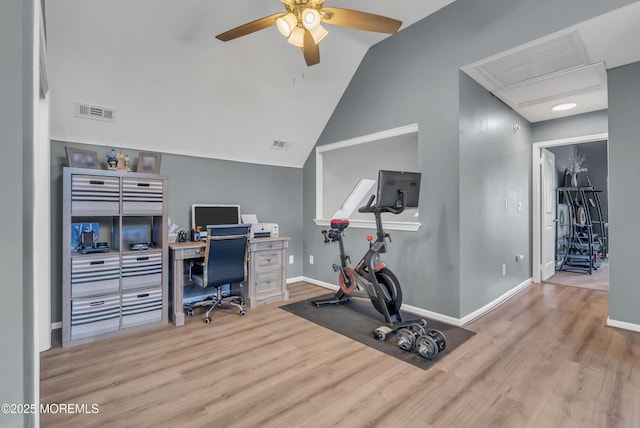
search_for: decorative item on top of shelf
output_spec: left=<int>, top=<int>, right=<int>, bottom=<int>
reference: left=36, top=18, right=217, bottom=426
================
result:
left=137, top=152, right=162, bottom=174
left=106, top=149, right=118, bottom=170
left=116, top=150, right=126, bottom=171
left=566, top=147, right=587, bottom=187
left=65, top=147, right=100, bottom=169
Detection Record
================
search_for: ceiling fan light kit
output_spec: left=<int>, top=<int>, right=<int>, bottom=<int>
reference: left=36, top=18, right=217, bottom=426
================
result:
left=288, top=26, right=306, bottom=47
left=308, top=23, right=328, bottom=44
left=302, top=8, right=321, bottom=29
left=276, top=12, right=298, bottom=37
left=215, top=0, right=402, bottom=66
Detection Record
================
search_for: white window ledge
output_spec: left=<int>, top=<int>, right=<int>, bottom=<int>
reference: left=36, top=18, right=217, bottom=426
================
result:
left=313, top=219, right=421, bottom=232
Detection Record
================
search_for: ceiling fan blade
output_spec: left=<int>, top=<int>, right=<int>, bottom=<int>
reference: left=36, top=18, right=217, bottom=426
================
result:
left=302, top=30, right=320, bottom=66
left=215, top=12, right=286, bottom=42
left=320, top=7, right=402, bottom=34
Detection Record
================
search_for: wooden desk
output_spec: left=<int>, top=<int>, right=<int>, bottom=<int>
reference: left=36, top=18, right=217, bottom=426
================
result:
left=169, top=241, right=206, bottom=326
left=169, top=237, right=289, bottom=326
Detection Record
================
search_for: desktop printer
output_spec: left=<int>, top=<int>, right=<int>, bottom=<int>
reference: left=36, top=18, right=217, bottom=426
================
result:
left=249, top=223, right=279, bottom=239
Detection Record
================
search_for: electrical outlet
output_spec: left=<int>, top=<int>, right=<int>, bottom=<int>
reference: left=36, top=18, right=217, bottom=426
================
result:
left=289, top=255, right=294, bottom=264
left=309, top=255, right=314, bottom=265
left=502, top=264, right=506, bottom=276
left=517, top=201, right=523, bottom=212
left=505, top=200, right=509, bottom=211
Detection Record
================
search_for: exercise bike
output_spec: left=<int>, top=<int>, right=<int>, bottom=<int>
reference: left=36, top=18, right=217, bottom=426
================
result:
left=313, top=171, right=446, bottom=354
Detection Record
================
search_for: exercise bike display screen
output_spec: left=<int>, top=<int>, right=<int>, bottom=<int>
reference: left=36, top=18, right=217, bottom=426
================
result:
left=376, top=170, right=421, bottom=209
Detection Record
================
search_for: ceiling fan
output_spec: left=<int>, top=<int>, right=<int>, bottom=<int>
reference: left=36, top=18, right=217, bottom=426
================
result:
left=215, top=0, right=402, bottom=66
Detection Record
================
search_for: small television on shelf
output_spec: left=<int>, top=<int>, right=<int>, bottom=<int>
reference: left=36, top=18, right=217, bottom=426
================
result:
left=122, top=222, right=152, bottom=247
left=191, top=204, right=241, bottom=230
left=376, top=170, right=422, bottom=209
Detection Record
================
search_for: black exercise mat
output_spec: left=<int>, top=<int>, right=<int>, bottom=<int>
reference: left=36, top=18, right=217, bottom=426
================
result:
left=280, top=294, right=475, bottom=370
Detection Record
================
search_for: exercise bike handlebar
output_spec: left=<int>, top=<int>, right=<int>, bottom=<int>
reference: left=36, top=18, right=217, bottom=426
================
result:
left=357, top=190, right=407, bottom=215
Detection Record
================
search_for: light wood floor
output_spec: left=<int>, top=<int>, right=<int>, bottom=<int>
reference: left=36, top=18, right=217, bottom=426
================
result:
left=41, top=282, right=640, bottom=428
left=547, top=259, right=609, bottom=292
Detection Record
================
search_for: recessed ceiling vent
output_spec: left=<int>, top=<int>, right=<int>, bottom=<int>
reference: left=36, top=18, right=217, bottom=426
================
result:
left=271, top=140, right=290, bottom=150
left=74, top=102, right=116, bottom=123
left=464, top=31, right=591, bottom=91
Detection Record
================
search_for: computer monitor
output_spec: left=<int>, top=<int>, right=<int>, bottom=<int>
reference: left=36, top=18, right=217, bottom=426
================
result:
left=376, top=170, right=421, bottom=209
left=191, top=204, right=241, bottom=230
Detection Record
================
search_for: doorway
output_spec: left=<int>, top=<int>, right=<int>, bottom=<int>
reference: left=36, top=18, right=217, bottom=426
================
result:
left=532, top=133, right=609, bottom=291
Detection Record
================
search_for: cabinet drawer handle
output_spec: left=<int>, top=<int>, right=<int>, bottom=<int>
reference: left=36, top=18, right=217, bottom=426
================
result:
left=89, top=301, right=105, bottom=307
left=266, top=258, right=271, bottom=262
left=269, top=243, right=273, bottom=248
left=137, top=293, right=150, bottom=298
left=137, top=183, right=150, bottom=187
left=137, top=256, right=149, bottom=261
left=90, top=260, right=105, bottom=265
left=89, top=180, right=104, bottom=185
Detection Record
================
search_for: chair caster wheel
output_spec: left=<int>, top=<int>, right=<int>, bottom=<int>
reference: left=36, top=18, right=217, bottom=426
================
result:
left=239, top=310, right=247, bottom=317
left=204, top=317, right=211, bottom=324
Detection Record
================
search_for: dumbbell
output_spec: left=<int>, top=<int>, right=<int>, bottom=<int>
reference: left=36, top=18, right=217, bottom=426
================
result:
left=415, top=329, right=447, bottom=360
left=396, top=323, right=427, bottom=352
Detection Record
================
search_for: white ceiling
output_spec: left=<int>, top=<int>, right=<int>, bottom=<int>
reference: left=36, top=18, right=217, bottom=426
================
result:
left=45, top=1, right=640, bottom=168
left=462, top=1, right=640, bottom=123
left=45, top=0, right=454, bottom=168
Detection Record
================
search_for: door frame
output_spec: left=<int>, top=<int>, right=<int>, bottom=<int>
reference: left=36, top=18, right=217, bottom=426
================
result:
left=531, top=132, right=608, bottom=283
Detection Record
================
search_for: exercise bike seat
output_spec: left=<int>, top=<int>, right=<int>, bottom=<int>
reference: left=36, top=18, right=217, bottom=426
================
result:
left=330, top=219, right=350, bottom=232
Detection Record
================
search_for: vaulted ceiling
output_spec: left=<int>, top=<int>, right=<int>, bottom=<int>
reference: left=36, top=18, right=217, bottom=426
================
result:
left=45, top=1, right=640, bottom=168
left=45, top=0, right=454, bottom=168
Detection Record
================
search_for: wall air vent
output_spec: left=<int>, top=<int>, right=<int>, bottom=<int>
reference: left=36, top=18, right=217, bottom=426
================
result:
left=271, top=140, right=290, bottom=150
left=75, top=102, right=116, bottom=123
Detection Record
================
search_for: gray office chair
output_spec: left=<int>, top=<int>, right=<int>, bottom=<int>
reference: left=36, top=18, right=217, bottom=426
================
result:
left=187, top=224, right=251, bottom=324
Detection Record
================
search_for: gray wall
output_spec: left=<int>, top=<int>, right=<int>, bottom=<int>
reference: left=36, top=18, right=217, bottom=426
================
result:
left=531, top=109, right=608, bottom=143
left=302, top=0, right=635, bottom=319
left=1, top=1, right=36, bottom=427
left=459, top=72, right=532, bottom=315
left=608, top=61, right=640, bottom=325
left=51, top=140, right=303, bottom=323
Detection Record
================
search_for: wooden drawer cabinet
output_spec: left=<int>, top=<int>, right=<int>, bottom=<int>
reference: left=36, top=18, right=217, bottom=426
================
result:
left=70, top=294, right=121, bottom=341
left=122, top=177, right=164, bottom=214
left=62, top=167, right=168, bottom=347
left=71, top=174, right=120, bottom=215
left=247, top=237, right=289, bottom=308
left=121, top=251, right=163, bottom=290
left=71, top=254, right=120, bottom=298
left=122, top=287, right=163, bottom=328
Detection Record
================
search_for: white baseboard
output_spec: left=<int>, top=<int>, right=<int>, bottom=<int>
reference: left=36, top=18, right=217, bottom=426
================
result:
left=400, top=303, right=462, bottom=326
left=286, top=276, right=305, bottom=284
left=607, top=317, right=640, bottom=333
left=51, top=321, right=61, bottom=330
left=300, top=276, right=532, bottom=327
left=459, top=277, right=533, bottom=326
left=301, top=276, right=339, bottom=291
